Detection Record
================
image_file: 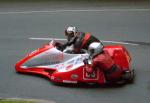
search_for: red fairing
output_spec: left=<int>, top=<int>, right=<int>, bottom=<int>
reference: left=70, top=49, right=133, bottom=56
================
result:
left=103, top=45, right=131, bottom=70
left=51, top=66, right=106, bottom=84
left=15, top=40, right=132, bottom=85
left=92, top=50, right=124, bottom=81
left=15, top=43, right=55, bottom=78
left=92, top=51, right=114, bottom=71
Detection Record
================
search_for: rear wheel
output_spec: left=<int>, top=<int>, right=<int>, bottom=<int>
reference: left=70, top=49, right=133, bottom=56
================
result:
left=122, top=69, right=135, bottom=83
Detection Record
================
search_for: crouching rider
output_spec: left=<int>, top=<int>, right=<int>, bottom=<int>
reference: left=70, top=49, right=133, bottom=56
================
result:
left=83, top=42, right=123, bottom=81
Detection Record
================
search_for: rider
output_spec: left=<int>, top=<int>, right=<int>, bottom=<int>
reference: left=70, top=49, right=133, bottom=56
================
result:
left=63, top=26, right=100, bottom=53
left=84, top=42, right=123, bottom=81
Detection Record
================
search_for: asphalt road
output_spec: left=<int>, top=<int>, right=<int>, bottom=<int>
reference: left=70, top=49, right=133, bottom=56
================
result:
left=0, top=1, right=150, bottom=103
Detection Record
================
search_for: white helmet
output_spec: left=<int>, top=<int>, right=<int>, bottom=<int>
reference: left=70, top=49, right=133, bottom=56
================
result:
left=88, top=42, right=103, bottom=57
left=65, top=26, right=78, bottom=37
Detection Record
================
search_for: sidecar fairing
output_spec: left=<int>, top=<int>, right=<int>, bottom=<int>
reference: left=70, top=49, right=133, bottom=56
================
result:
left=15, top=40, right=134, bottom=84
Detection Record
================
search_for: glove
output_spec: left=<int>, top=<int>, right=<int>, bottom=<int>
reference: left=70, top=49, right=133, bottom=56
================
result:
left=55, top=43, right=64, bottom=51
left=83, top=59, right=89, bottom=64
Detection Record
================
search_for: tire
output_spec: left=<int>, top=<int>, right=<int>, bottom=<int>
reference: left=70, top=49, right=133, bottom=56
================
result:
left=122, top=69, right=135, bottom=83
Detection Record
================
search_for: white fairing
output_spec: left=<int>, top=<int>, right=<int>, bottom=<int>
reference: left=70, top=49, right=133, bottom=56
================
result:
left=22, top=48, right=63, bottom=67
left=22, top=40, right=89, bottom=72
left=63, top=45, right=74, bottom=53
left=57, top=54, right=89, bottom=72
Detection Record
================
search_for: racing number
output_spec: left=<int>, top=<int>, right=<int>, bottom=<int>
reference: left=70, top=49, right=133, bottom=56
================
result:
left=84, top=64, right=97, bottom=79
left=85, top=71, right=96, bottom=78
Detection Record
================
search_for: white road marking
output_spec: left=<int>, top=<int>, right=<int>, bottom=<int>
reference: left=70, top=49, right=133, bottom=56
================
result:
left=101, top=40, right=139, bottom=46
left=29, top=37, right=67, bottom=41
left=0, top=9, right=150, bottom=14
left=29, top=37, right=139, bottom=46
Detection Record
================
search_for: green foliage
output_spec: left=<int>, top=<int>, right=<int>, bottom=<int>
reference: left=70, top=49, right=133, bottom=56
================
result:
left=0, top=99, right=36, bottom=103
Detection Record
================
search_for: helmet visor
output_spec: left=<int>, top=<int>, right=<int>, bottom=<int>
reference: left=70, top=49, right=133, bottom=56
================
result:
left=65, top=31, right=74, bottom=37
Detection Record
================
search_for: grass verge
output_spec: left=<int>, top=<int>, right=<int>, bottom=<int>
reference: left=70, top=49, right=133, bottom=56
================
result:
left=0, top=99, right=36, bottom=103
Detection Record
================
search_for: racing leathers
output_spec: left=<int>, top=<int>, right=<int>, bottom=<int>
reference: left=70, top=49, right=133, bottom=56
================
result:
left=85, top=51, right=123, bottom=81
left=63, top=32, right=100, bottom=53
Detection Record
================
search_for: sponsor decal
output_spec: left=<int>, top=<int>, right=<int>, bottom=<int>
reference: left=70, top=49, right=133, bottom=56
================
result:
left=56, top=63, right=65, bottom=70
left=71, top=74, right=78, bottom=79
left=63, top=80, right=77, bottom=83
left=66, top=64, right=73, bottom=70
